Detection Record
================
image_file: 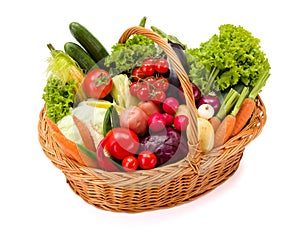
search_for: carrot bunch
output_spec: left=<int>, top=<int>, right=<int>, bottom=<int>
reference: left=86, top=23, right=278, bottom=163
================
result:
left=209, top=88, right=240, bottom=132
left=212, top=71, right=269, bottom=147
left=214, top=87, right=249, bottom=147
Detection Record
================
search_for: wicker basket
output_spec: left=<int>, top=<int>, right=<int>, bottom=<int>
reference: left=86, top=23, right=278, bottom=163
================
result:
left=38, top=26, right=267, bottom=213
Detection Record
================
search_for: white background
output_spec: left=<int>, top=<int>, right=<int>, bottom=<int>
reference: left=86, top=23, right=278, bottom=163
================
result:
left=1, top=0, right=299, bottom=233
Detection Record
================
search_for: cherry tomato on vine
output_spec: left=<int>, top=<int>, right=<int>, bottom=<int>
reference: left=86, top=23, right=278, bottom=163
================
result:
left=153, top=77, right=169, bottom=92
left=83, top=68, right=113, bottom=99
left=141, top=58, right=155, bottom=76
left=129, top=81, right=141, bottom=97
left=136, top=83, right=151, bottom=101
left=145, top=76, right=156, bottom=85
left=155, top=58, right=169, bottom=74
left=138, top=151, right=157, bottom=170
left=131, top=67, right=145, bottom=81
left=151, top=90, right=166, bottom=104
left=122, top=155, right=139, bottom=171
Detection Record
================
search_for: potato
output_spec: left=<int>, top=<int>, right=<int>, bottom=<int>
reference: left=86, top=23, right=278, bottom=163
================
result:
left=188, top=117, right=214, bottom=153
left=120, top=106, right=148, bottom=136
left=138, top=101, right=162, bottom=117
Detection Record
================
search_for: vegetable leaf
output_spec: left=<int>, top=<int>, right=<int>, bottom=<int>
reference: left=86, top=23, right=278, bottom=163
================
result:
left=42, top=77, right=76, bottom=123
left=105, top=35, right=162, bottom=75
left=186, top=24, right=271, bottom=94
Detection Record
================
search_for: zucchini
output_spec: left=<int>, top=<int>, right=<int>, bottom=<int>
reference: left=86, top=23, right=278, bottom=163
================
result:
left=64, top=42, right=96, bottom=73
left=69, top=22, right=109, bottom=62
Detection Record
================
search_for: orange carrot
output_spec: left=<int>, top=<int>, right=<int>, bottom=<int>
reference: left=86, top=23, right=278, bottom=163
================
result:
left=209, top=116, right=221, bottom=132
left=231, top=98, right=255, bottom=136
left=231, top=72, right=270, bottom=136
left=214, top=87, right=249, bottom=147
left=45, top=116, right=61, bottom=135
left=72, top=115, right=96, bottom=152
left=45, top=116, right=81, bottom=162
left=51, top=131, right=84, bottom=165
left=214, top=114, right=236, bottom=147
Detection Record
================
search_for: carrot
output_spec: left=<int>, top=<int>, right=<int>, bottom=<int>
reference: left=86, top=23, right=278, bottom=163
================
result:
left=231, top=98, right=255, bottom=136
left=231, top=72, right=270, bottom=136
left=72, top=115, right=96, bottom=152
left=209, top=117, right=221, bottom=132
left=214, top=114, right=236, bottom=147
left=45, top=116, right=81, bottom=162
left=208, top=88, right=239, bottom=135
left=214, top=87, right=249, bottom=147
left=45, top=116, right=61, bottom=135
left=51, top=131, right=84, bottom=165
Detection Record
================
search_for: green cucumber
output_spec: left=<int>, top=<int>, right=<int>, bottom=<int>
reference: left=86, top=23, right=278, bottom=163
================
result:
left=64, top=42, right=96, bottom=73
left=103, top=105, right=120, bottom=137
left=69, top=22, right=109, bottom=63
left=103, top=105, right=113, bottom=137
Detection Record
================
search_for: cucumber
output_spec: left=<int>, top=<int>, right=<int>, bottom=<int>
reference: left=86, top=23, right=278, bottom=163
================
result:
left=69, top=22, right=109, bottom=63
left=64, top=42, right=96, bottom=73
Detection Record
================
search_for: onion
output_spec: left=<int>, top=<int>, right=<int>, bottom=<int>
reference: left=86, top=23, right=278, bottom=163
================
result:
left=179, top=83, right=201, bottom=103
left=198, top=95, right=220, bottom=113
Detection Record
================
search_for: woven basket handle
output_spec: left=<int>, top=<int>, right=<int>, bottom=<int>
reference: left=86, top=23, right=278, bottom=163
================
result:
left=118, top=26, right=201, bottom=170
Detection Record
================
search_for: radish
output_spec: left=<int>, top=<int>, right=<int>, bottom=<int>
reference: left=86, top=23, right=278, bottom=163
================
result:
left=174, top=115, right=189, bottom=131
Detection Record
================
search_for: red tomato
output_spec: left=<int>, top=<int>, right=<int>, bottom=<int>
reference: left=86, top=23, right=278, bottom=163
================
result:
left=131, top=67, right=145, bottom=81
left=155, top=58, right=169, bottom=74
left=105, top=128, right=140, bottom=161
left=141, top=58, right=155, bottom=76
left=129, top=81, right=141, bottom=97
left=136, top=83, right=151, bottom=101
left=145, top=76, right=156, bottom=85
left=83, top=69, right=113, bottom=99
left=153, top=77, right=169, bottom=92
left=151, top=90, right=166, bottom=104
left=122, top=155, right=139, bottom=171
left=138, top=151, right=157, bottom=170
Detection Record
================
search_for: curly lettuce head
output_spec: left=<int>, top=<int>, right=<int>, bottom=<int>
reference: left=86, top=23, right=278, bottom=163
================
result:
left=187, top=24, right=271, bottom=93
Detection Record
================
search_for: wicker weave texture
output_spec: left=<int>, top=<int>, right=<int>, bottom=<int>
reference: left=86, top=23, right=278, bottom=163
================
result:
left=38, top=27, right=267, bottom=213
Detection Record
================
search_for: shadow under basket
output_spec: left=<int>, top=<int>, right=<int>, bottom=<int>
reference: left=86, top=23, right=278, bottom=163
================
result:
left=38, top=26, right=267, bottom=213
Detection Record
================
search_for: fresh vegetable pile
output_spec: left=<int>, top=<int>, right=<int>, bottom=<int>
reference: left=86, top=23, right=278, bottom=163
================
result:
left=42, top=17, right=270, bottom=172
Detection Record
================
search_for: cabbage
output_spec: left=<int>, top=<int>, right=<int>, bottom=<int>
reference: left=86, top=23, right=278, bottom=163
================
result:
left=110, top=74, right=139, bottom=108
left=57, top=100, right=109, bottom=145
left=139, top=127, right=188, bottom=166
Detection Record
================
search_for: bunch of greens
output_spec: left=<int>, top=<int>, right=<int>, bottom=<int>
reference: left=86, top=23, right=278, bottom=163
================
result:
left=43, top=78, right=76, bottom=123
left=104, top=35, right=162, bottom=75
left=186, top=24, right=271, bottom=94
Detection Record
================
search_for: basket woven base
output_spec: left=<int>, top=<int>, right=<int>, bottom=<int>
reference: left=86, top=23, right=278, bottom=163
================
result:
left=66, top=154, right=242, bottom=212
